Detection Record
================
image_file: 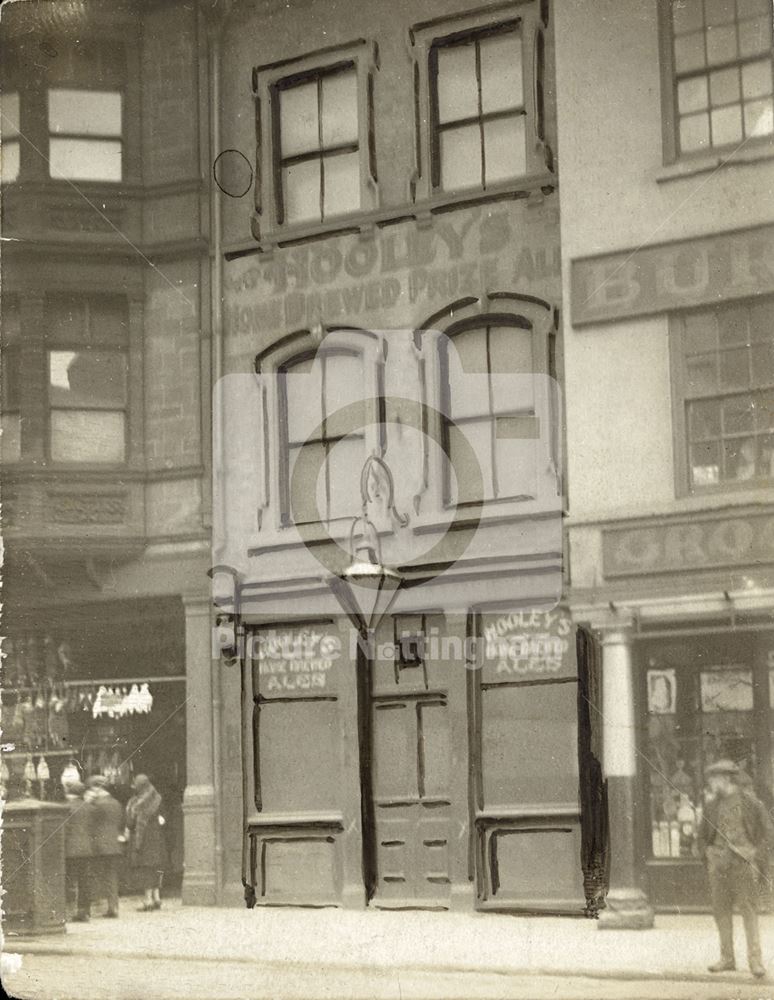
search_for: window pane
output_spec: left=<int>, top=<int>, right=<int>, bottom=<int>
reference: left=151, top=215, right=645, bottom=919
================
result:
left=686, top=351, right=718, bottom=393
left=751, top=342, right=774, bottom=386
left=323, top=351, right=365, bottom=437
left=321, top=69, right=358, bottom=147
left=674, top=31, right=707, bottom=72
left=279, top=81, right=319, bottom=157
left=684, top=311, right=717, bottom=353
left=480, top=31, right=523, bottom=113
left=738, top=15, right=772, bottom=57
left=678, top=75, right=709, bottom=113
left=717, top=305, right=749, bottom=345
left=1, top=91, right=20, bottom=138
left=484, top=114, right=526, bottom=184
left=705, top=0, right=736, bottom=25
left=688, top=398, right=721, bottom=438
left=672, top=0, right=703, bottom=34
left=742, top=58, right=773, bottom=99
left=494, top=421, right=537, bottom=498
left=288, top=440, right=326, bottom=523
left=1, top=140, right=19, bottom=184
left=49, top=350, right=127, bottom=409
left=49, top=138, right=122, bottom=182
left=489, top=326, right=533, bottom=373
left=448, top=419, right=493, bottom=502
left=722, top=435, right=757, bottom=479
left=436, top=43, right=478, bottom=124
left=736, top=0, right=770, bottom=17
left=690, top=439, right=720, bottom=485
left=722, top=395, right=755, bottom=434
left=680, top=111, right=710, bottom=151
left=709, top=66, right=741, bottom=105
left=2, top=346, right=21, bottom=410
left=439, top=124, right=481, bottom=190
left=743, top=97, right=774, bottom=136
left=322, top=150, right=360, bottom=218
left=50, top=410, right=125, bottom=463
left=719, top=347, right=750, bottom=389
left=283, top=158, right=321, bottom=224
left=750, top=299, right=774, bottom=341
left=705, top=23, right=738, bottom=65
left=711, top=103, right=743, bottom=145
left=48, top=89, right=122, bottom=136
left=2, top=413, right=20, bottom=463
left=284, top=357, right=323, bottom=444
left=447, top=331, right=489, bottom=418
left=700, top=669, right=754, bottom=712
left=327, top=435, right=365, bottom=519
left=756, top=390, right=774, bottom=431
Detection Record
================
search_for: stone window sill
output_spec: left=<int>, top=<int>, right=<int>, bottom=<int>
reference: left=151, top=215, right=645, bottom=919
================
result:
left=655, top=140, right=774, bottom=184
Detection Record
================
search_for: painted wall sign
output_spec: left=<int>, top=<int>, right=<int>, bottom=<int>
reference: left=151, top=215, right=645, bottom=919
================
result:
left=223, top=202, right=561, bottom=368
left=602, top=512, right=774, bottom=578
left=480, top=608, right=575, bottom=682
left=253, top=627, right=341, bottom=698
left=571, top=224, right=774, bottom=326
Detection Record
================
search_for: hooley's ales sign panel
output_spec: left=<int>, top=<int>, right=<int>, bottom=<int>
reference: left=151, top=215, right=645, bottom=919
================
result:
left=479, top=608, right=576, bottom=683
left=571, top=224, right=774, bottom=326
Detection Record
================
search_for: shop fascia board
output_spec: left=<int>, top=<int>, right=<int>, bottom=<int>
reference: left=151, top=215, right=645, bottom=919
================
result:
left=571, top=588, right=774, bottom=627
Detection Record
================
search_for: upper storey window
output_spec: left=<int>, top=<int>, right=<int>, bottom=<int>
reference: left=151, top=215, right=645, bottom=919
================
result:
left=410, top=2, right=552, bottom=203
left=673, top=297, right=774, bottom=492
left=431, top=25, right=526, bottom=192
left=663, top=0, right=774, bottom=159
left=1, top=91, right=20, bottom=184
left=251, top=41, right=379, bottom=244
left=48, top=88, right=123, bottom=182
left=275, top=65, right=359, bottom=225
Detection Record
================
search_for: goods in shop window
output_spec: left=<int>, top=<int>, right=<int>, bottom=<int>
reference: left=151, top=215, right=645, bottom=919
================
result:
left=23, top=752, right=36, bottom=796
left=60, top=759, right=81, bottom=788
left=36, top=755, right=49, bottom=799
left=26, top=636, right=42, bottom=685
left=43, top=636, right=59, bottom=681
left=57, top=641, right=73, bottom=677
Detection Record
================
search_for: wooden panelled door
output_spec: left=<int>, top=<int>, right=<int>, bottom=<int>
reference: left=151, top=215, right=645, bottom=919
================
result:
left=368, top=615, right=453, bottom=908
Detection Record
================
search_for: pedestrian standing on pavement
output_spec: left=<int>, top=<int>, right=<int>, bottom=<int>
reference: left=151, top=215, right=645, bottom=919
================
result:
left=63, top=778, right=93, bottom=922
left=86, top=774, right=124, bottom=918
left=700, top=759, right=774, bottom=980
left=125, top=773, right=166, bottom=911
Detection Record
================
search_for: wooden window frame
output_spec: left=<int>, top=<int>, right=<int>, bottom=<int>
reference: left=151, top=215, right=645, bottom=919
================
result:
left=658, top=0, right=774, bottom=166
left=251, top=40, right=379, bottom=246
left=410, top=1, right=551, bottom=205
left=256, top=328, right=383, bottom=531
left=670, top=297, right=774, bottom=497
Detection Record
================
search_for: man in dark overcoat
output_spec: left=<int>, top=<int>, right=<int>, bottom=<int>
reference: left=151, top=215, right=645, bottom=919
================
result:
left=700, top=759, right=774, bottom=979
left=86, top=774, right=124, bottom=918
left=63, top=779, right=93, bottom=921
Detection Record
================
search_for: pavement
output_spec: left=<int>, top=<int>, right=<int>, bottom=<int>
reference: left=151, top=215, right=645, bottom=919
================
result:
left=3, top=897, right=774, bottom=991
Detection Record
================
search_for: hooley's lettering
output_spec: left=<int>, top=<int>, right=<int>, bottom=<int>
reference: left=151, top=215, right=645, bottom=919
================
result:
left=223, top=204, right=562, bottom=339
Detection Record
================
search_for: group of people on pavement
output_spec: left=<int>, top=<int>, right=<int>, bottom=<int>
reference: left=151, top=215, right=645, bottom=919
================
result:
left=63, top=772, right=166, bottom=920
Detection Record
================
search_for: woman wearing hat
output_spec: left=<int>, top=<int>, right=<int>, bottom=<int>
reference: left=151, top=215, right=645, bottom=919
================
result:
left=125, top=774, right=166, bottom=911
left=700, top=759, right=774, bottom=980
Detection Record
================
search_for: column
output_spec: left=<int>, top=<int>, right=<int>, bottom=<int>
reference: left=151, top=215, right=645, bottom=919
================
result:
left=181, top=594, right=218, bottom=905
left=597, top=618, right=654, bottom=929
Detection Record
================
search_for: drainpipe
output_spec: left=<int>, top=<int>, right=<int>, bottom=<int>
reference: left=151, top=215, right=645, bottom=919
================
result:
left=206, top=6, right=225, bottom=906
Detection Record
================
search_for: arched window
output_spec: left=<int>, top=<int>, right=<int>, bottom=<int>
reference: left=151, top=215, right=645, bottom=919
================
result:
left=279, top=347, right=368, bottom=524
left=439, top=318, right=543, bottom=505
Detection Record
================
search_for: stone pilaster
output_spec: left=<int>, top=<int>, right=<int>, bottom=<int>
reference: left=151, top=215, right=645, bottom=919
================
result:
left=181, top=594, right=218, bottom=905
left=596, top=617, right=654, bottom=930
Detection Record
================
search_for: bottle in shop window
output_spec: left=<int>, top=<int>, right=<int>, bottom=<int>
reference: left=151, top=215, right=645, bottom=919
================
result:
left=658, top=820, right=670, bottom=857
left=23, top=753, right=36, bottom=797
left=669, top=820, right=681, bottom=857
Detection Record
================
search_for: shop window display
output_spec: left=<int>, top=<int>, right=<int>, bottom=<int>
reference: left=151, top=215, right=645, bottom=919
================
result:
left=645, top=654, right=761, bottom=861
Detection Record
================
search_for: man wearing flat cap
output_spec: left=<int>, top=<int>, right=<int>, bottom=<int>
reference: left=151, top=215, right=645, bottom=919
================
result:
left=700, top=759, right=774, bottom=979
